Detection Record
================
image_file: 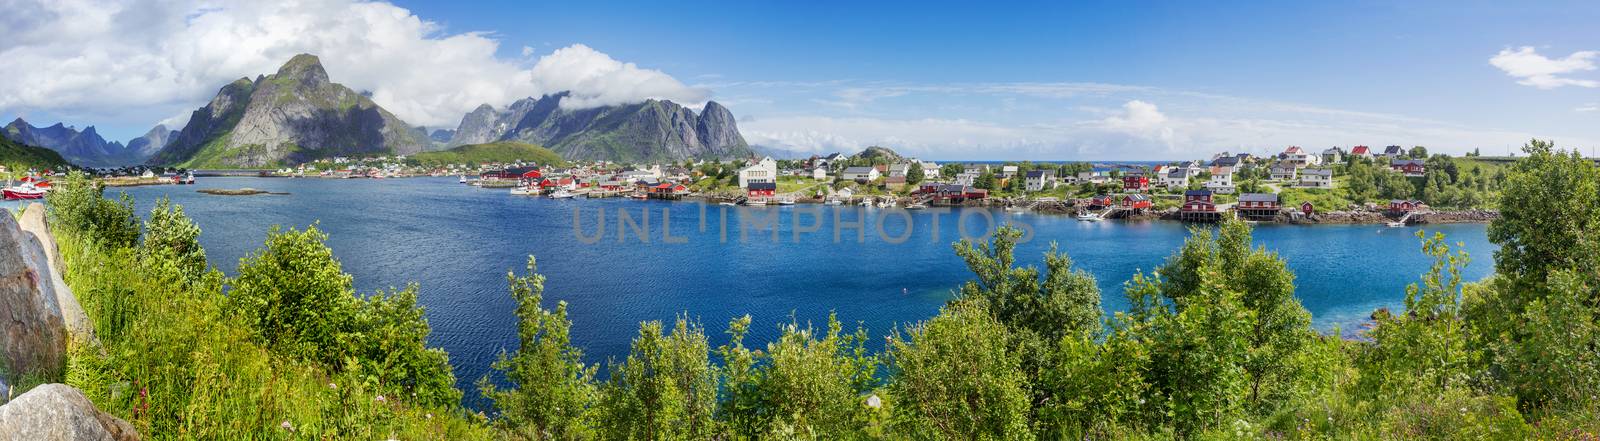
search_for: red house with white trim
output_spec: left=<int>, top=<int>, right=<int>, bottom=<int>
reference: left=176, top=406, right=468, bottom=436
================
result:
left=748, top=182, right=777, bottom=197
left=1121, top=194, right=1153, bottom=209
left=1123, top=174, right=1151, bottom=192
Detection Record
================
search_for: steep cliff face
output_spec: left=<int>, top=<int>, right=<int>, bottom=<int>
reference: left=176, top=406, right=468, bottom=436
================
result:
left=445, top=94, right=752, bottom=163
left=2, top=119, right=129, bottom=166
left=149, top=54, right=427, bottom=167
left=124, top=125, right=178, bottom=160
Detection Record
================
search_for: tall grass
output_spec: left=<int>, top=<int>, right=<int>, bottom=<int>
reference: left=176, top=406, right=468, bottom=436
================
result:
left=51, top=196, right=492, bottom=439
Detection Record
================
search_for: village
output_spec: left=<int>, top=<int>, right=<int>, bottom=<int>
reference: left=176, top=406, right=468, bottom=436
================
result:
left=73, top=143, right=1499, bottom=226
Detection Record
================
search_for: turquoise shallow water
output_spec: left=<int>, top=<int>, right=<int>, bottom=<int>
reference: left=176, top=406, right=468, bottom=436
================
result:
left=111, top=177, right=1496, bottom=407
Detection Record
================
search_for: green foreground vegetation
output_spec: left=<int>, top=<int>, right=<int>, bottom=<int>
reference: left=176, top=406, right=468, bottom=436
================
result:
left=31, top=139, right=1600, bottom=439
left=407, top=141, right=567, bottom=168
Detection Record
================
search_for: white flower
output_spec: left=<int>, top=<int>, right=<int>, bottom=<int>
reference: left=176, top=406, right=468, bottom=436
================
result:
left=279, top=421, right=294, bottom=432
left=376, top=395, right=387, bottom=403
left=866, top=394, right=882, bottom=409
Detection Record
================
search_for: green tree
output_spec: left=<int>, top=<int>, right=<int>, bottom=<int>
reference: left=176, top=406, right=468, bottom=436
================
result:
left=141, top=197, right=206, bottom=282
left=976, top=171, right=998, bottom=190
left=906, top=163, right=925, bottom=185
left=952, top=225, right=1102, bottom=342
left=941, top=163, right=965, bottom=179
left=595, top=317, right=718, bottom=440
left=480, top=256, right=597, bottom=440
left=45, top=171, right=139, bottom=247
left=717, top=314, right=877, bottom=438
left=1356, top=232, right=1474, bottom=400
left=1409, top=145, right=1428, bottom=159
left=887, top=302, right=1034, bottom=439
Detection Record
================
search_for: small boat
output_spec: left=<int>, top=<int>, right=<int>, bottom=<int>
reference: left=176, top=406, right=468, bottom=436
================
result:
left=3, top=181, right=47, bottom=200
left=459, top=175, right=468, bottom=184
left=549, top=190, right=576, bottom=199
left=718, top=201, right=737, bottom=206
left=630, top=194, right=648, bottom=200
left=776, top=197, right=796, bottom=206
left=509, top=187, right=538, bottom=196
left=905, top=203, right=927, bottom=210
left=746, top=198, right=768, bottom=206
left=824, top=199, right=844, bottom=206
left=1386, top=221, right=1406, bottom=228
left=1076, top=213, right=1101, bottom=221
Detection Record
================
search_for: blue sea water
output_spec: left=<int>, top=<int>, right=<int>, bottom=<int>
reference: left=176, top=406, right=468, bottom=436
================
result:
left=110, top=177, right=1496, bottom=408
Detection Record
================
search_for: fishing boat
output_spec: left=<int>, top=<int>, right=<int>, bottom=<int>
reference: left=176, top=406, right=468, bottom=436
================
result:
left=1076, top=213, right=1101, bottom=221
left=905, top=202, right=927, bottom=210
left=509, top=187, right=538, bottom=196
left=3, top=179, right=48, bottom=200
left=172, top=172, right=195, bottom=185
left=719, top=201, right=738, bottom=206
left=746, top=198, right=768, bottom=206
left=776, top=197, right=796, bottom=205
left=824, top=199, right=844, bottom=206
left=459, top=175, right=468, bottom=184
left=549, top=190, right=577, bottom=199
left=630, top=193, right=648, bottom=200
left=1386, top=221, right=1405, bottom=228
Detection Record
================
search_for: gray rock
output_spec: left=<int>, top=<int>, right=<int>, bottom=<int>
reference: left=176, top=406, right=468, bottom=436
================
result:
left=0, top=213, right=67, bottom=384
left=17, top=204, right=94, bottom=341
left=0, top=383, right=140, bottom=441
left=464, top=93, right=753, bottom=163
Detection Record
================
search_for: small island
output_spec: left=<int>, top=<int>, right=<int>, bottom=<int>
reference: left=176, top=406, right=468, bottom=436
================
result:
left=197, top=187, right=288, bottom=196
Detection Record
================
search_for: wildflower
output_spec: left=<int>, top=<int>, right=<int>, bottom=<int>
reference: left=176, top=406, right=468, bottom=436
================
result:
left=376, top=395, right=387, bottom=403
left=328, top=382, right=337, bottom=389
left=866, top=394, right=882, bottom=409
left=425, top=413, right=433, bottom=420
left=280, top=420, right=294, bottom=432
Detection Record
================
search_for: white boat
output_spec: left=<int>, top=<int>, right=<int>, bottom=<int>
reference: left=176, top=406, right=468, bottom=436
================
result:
left=549, top=190, right=576, bottom=199
left=1076, top=213, right=1101, bottom=221
left=879, top=200, right=895, bottom=208
left=776, top=198, right=796, bottom=205
left=825, top=199, right=844, bottom=206
left=746, top=198, right=768, bottom=206
left=905, top=203, right=927, bottom=210
left=509, top=187, right=538, bottom=196
left=459, top=175, right=468, bottom=183
left=719, top=201, right=737, bottom=206
left=1386, top=221, right=1405, bottom=228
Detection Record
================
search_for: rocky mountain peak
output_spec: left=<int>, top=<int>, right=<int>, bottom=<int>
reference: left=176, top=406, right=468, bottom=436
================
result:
left=275, top=53, right=329, bottom=85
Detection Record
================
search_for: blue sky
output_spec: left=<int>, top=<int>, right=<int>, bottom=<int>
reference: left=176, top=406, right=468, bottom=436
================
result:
left=2, top=0, right=1597, bottom=159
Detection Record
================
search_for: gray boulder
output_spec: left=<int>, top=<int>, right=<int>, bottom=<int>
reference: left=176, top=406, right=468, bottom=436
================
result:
left=17, top=204, right=94, bottom=341
left=0, top=383, right=139, bottom=441
left=0, top=213, right=67, bottom=385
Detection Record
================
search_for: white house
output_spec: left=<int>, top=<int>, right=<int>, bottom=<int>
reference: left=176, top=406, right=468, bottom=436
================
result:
left=1076, top=171, right=1107, bottom=184
left=920, top=161, right=940, bottom=179
left=1162, top=168, right=1192, bottom=189
left=1321, top=147, right=1344, bottom=164
left=954, top=172, right=980, bottom=186
left=842, top=166, right=881, bottom=182
left=1282, top=146, right=1320, bottom=167
left=1206, top=170, right=1236, bottom=194
left=1269, top=162, right=1298, bottom=181
left=737, top=157, right=778, bottom=188
left=1298, top=168, right=1334, bottom=189
left=812, top=167, right=829, bottom=180
left=1025, top=169, right=1057, bottom=192
left=1000, top=165, right=1019, bottom=178
left=886, top=163, right=912, bottom=177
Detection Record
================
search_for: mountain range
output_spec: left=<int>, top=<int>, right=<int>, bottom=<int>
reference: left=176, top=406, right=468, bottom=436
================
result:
left=442, top=93, right=751, bottom=163
left=128, top=54, right=751, bottom=167
left=1, top=119, right=152, bottom=167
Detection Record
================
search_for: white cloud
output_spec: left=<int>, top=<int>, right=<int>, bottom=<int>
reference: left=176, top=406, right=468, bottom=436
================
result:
left=0, top=0, right=705, bottom=130
left=1490, top=46, right=1599, bottom=89
left=527, top=44, right=708, bottom=110
left=1578, top=103, right=1599, bottom=113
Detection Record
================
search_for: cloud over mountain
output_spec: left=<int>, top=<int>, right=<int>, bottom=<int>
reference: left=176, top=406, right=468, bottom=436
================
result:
left=0, top=0, right=706, bottom=129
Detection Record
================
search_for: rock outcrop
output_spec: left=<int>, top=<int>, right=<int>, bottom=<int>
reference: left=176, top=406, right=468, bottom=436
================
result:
left=122, top=125, right=177, bottom=163
left=149, top=54, right=428, bottom=168
left=17, top=204, right=92, bottom=340
left=0, top=213, right=67, bottom=384
left=0, top=384, right=139, bottom=441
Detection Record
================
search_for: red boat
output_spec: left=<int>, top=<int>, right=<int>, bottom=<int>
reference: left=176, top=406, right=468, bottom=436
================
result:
left=4, top=185, right=46, bottom=200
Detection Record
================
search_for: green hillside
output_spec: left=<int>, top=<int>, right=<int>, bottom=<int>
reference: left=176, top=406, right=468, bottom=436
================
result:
left=0, top=135, right=73, bottom=171
left=408, top=141, right=565, bottom=167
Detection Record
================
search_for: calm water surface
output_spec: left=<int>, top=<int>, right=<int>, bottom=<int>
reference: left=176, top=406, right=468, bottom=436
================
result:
left=110, top=177, right=1496, bottom=407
